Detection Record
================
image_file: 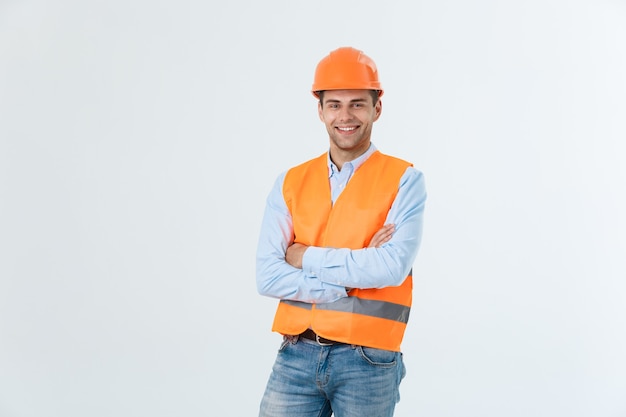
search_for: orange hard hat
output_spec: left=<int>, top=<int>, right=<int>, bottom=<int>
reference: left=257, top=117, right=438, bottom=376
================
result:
left=311, top=47, right=384, bottom=98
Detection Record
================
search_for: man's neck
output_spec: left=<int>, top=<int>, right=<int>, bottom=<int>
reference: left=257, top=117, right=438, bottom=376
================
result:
left=329, top=147, right=369, bottom=171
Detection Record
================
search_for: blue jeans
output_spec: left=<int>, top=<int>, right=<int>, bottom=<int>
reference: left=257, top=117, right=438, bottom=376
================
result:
left=259, top=335, right=406, bottom=417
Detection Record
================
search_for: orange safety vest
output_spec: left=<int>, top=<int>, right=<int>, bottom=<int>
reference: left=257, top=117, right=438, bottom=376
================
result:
left=272, top=150, right=413, bottom=352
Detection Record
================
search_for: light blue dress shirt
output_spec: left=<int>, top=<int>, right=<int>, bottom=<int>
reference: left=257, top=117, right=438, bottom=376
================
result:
left=256, top=144, right=427, bottom=304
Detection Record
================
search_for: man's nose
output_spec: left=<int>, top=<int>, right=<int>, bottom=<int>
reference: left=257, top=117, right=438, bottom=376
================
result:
left=338, top=106, right=352, bottom=121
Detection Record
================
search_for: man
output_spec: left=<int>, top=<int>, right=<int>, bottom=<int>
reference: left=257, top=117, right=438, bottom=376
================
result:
left=256, top=46, right=427, bottom=417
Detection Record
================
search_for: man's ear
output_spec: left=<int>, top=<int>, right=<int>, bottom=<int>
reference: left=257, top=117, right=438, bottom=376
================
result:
left=374, top=99, right=382, bottom=121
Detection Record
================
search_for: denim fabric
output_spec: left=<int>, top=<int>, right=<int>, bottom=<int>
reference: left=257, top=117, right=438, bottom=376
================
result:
left=259, top=336, right=406, bottom=417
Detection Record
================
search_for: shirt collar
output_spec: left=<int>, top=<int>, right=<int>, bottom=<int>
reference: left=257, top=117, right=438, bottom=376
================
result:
left=328, top=143, right=378, bottom=178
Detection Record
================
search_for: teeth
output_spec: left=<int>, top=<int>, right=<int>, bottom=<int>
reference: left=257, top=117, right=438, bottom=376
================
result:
left=338, top=127, right=356, bottom=131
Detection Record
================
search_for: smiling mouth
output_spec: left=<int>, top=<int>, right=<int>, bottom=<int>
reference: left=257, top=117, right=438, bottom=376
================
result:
left=336, top=126, right=357, bottom=132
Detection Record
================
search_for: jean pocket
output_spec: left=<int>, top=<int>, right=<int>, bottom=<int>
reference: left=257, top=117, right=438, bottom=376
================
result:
left=357, top=346, right=398, bottom=368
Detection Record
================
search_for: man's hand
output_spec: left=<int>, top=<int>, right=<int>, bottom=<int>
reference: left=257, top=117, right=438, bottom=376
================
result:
left=285, top=242, right=308, bottom=269
left=368, top=224, right=395, bottom=248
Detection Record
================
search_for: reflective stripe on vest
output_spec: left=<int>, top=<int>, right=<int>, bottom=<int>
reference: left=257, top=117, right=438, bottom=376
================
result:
left=281, top=297, right=410, bottom=324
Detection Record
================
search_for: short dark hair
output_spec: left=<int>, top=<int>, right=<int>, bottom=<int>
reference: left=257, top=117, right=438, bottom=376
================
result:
left=317, top=90, right=381, bottom=107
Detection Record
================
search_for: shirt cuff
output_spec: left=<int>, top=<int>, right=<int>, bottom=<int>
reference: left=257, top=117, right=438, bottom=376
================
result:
left=302, top=245, right=326, bottom=277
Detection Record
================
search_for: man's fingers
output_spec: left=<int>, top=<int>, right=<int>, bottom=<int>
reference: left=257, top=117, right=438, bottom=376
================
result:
left=368, top=224, right=395, bottom=248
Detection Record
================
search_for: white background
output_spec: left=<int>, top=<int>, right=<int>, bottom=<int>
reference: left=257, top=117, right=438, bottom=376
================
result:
left=1, top=1, right=625, bottom=416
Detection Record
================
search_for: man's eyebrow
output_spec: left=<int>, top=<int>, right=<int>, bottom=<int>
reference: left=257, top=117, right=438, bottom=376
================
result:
left=324, top=98, right=368, bottom=104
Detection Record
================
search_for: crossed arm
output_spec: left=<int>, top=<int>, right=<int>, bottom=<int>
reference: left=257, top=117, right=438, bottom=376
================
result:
left=285, top=224, right=395, bottom=268
left=256, top=168, right=425, bottom=303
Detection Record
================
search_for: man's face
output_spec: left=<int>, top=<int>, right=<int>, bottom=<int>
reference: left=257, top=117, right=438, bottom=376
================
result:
left=318, top=89, right=382, bottom=161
